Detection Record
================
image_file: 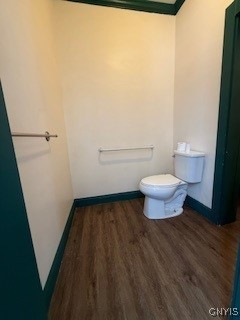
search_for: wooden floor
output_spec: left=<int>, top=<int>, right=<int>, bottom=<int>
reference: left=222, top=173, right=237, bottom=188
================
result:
left=49, top=199, right=240, bottom=320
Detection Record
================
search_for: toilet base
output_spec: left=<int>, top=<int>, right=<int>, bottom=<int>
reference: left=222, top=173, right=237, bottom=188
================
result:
left=155, top=208, right=183, bottom=219
left=144, top=208, right=183, bottom=220
left=143, top=199, right=183, bottom=219
left=143, top=194, right=185, bottom=220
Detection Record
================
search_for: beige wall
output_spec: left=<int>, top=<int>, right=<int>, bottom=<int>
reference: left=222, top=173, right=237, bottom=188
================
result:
left=174, top=0, right=233, bottom=208
left=53, top=2, right=175, bottom=198
left=0, top=0, right=232, bottom=286
left=0, top=0, right=73, bottom=286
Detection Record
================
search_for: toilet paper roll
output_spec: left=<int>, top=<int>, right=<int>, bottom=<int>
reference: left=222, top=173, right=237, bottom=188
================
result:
left=177, top=142, right=187, bottom=152
left=185, top=143, right=191, bottom=153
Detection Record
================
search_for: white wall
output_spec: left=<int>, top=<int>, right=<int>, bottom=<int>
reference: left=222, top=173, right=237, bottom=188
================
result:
left=53, top=2, right=176, bottom=198
left=174, top=0, right=233, bottom=208
left=0, top=0, right=73, bottom=287
left=0, top=0, right=231, bottom=286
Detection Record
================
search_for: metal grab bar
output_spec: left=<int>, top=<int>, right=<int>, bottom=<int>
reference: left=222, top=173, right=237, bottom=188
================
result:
left=11, top=131, right=58, bottom=142
left=98, top=145, right=154, bottom=152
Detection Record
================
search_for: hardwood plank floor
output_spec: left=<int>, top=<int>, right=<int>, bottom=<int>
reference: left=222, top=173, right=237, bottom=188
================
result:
left=49, top=199, right=240, bottom=320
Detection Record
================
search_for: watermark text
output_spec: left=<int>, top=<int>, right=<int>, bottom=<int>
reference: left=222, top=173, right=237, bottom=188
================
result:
left=209, top=307, right=240, bottom=317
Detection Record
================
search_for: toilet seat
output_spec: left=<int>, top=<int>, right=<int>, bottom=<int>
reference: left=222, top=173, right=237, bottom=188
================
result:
left=141, top=174, right=181, bottom=188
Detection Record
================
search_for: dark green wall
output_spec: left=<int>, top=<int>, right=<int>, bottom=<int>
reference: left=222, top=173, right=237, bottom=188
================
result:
left=212, top=0, right=240, bottom=224
left=0, top=83, right=47, bottom=320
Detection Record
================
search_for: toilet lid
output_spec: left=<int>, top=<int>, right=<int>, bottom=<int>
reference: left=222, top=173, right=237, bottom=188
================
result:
left=141, top=174, right=181, bottom=187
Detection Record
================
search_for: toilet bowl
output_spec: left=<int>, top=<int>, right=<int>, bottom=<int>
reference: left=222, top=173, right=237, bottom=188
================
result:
left=139, top=174, right=187, bottom=219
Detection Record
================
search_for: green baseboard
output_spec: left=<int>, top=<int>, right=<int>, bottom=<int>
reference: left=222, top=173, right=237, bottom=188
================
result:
left=185, top=195, right=237, bottom=225
left=75, top=192, right=220, bottom=225
left=185, top=195, right=218, bottom=224
left=74, top=190, right=144, bottom=207
left=43, top=191, right=226, bottom=311
left=43, top=202, right=76, bottom=310
left=43, top=191, right=143, bottom=310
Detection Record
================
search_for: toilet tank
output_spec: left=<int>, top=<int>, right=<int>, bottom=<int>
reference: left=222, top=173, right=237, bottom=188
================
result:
left=174, top=150, right=205, bottom=183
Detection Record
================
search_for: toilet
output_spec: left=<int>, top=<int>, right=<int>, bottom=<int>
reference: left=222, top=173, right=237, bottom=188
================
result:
left=139, top=150, right=205, bottom=219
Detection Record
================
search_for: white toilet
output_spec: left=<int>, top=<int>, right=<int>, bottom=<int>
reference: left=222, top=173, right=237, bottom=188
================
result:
left=139, top=150, right=205, bottom=219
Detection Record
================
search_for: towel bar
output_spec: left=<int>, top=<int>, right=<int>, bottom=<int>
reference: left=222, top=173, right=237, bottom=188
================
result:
left=11, top=131, right=58, bottom=142
left=98, top=145, right=154, bottom=152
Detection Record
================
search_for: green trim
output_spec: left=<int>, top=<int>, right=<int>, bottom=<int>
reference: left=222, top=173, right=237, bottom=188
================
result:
left=0, top=83, right=47, bottom=319
left=185, top=196, right=218, bottom=224
left=43, top=191, right=143, bottom=308
left=74, top=191, right=219, bottom=226
left=174, top=0, right=185, bottom=13
left=236, top=0, right=240, bottom=13
left=45, top=190, right=217, bottom=311
left=67, top=0, right=185, bottom=15
left=43, top=202, right=76, bottom=310
left=212, top=0, right=240, bottom=225
left=75, top=190, right=144, bottom=207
